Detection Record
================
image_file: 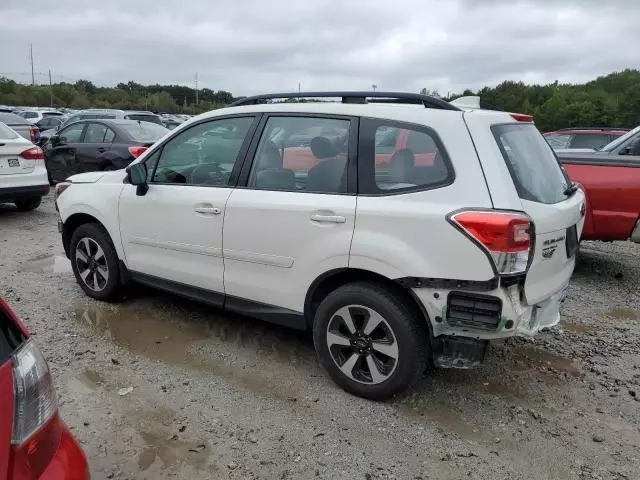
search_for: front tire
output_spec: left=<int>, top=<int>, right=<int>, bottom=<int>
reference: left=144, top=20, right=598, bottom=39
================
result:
left=313, top=282, right=429, bottom=401
left=14, top=197, right=42, bottom=211
left=70, top=223, right=122, bottom=302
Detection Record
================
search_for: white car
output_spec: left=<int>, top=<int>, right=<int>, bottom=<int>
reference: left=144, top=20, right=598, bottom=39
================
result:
left=16, top=109, right=66, bottom=124
left=0, top=122, right=49, bottom=211
left=54, top=92, right=585, bottom=400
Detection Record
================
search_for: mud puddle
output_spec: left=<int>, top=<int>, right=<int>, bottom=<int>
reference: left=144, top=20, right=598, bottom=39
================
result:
left=126, top=408, right=210, bottom=474
left=606, top=307, right=638, bottom=321
left=71, top=299, right=311, bottom=398
left=508, top=344, right=582, bottom=378
left=67, top=368, right=105, bottom=394
left=20, top=253, right=72, bottom=274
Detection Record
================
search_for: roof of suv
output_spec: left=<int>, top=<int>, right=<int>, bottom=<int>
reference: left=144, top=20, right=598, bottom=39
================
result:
left=194, top=91, right=515, bottom=126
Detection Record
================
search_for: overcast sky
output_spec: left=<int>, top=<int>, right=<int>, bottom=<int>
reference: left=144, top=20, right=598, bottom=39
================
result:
left=1, top=0, right=638, bottom=96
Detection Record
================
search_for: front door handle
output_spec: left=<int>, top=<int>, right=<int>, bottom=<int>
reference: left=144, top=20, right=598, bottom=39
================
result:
left=98, top=147, right=106, bottom=153
left=310, top=214, right=346, bottom=223
left=194, top=207, right=222, bottom=215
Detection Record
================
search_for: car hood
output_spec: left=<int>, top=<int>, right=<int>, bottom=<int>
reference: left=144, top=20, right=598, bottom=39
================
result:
left=68, top=171, right=107, bottom=183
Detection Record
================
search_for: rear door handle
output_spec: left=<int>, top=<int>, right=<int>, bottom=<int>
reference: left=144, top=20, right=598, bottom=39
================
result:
left=194, top=207, right=222, bottom=215
left=310, top=214, right=346, bottom=223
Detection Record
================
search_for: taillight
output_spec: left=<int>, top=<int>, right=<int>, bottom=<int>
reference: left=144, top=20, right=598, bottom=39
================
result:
left=510, top=113, right=533, bottom=123
left=128, top=146, right=148, bottom=159
left=55, top=182, right=71, bottom=199
left=28, top=127, right=40, bottom=143
left=19, top=146, right=44, bottom=161
left=449, top=210, right=533, bottom=275
left=10, top=339, right=61, bottom=479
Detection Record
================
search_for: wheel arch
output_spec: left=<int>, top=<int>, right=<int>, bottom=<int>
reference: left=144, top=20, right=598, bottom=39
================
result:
left=62, top=212, right=108, bottom=258
left=304, top=268, right=433, bottom=337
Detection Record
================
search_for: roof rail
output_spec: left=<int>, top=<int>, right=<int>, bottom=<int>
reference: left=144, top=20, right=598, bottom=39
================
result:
left=229, top=91, right=460, bottom=111
left=553, top=127, right=630, bottom=132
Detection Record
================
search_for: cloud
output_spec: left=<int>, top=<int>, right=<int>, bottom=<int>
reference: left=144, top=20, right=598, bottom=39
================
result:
left=1, top=0, right=638, bottom=96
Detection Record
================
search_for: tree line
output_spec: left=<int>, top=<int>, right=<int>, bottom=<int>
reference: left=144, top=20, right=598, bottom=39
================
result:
left=2, top=69, right=640, bottom=131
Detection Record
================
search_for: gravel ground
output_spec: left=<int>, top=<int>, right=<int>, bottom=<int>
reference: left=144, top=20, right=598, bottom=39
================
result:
left=1, top=194, right=639, bottom=479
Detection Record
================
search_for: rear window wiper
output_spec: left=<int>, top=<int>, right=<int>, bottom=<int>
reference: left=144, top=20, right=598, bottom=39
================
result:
left=563, top=183, right=578, bottom=196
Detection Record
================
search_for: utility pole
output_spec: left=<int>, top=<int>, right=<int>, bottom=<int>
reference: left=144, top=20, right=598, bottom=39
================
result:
left=30, top=44, right=35, bottom=86
left=48, top=69, right=53, bottom=107
left=372, top=84, right=377, bottom=92
left=195, top=72, right=199, bottom=105
left=298, top=82, right=301, bottom=93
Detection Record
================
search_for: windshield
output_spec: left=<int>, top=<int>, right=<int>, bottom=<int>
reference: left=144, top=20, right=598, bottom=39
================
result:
left=119, top=122, right=169, bottom=142
left=600, top=125, right=640, bottom=152
left=0, top=122, right=19, bottom=139
left=492, top=123, right=568, bottom=204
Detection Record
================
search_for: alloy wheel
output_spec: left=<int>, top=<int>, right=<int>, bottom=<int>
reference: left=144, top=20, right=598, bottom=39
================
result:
left=75, top=237, right=109, bottom=292
left=326, top=305, right=399, bottom=384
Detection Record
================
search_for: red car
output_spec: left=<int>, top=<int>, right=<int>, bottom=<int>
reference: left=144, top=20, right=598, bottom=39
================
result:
left=0, top=297, right=90, bottom=480
left=544, top=128, right=629, bottom=151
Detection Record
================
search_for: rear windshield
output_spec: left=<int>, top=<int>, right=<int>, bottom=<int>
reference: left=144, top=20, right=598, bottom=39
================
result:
left=492, top=124, right=568, bottom=204
left=0, top=122, right=19, bottom=139
left=119, top=122, right=168, bottom=143
left=125, top=114, right=163, bottom=125
left=0, top=112, right=29, bottom=126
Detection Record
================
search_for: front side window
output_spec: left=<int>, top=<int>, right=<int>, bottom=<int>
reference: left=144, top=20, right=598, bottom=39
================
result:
left=248, top=116, right=350, bottom=193
left=493, top=123, right=568, bottom=204
left=359, top=119, right=453, bottom=194
left=84, top=123, right=109, bottom=143
left=571, top=133, right=610, bottom=150
left=152, top=116, right=254, bottom=186
left=59, top=123, right=85, bottom=143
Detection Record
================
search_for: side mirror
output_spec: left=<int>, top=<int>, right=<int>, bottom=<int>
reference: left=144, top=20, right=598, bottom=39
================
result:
left=619, top=147, right=631, bottom=155
left=126, top=163, right=148, bottom=196
left=50, top=135, right=60, bottom=145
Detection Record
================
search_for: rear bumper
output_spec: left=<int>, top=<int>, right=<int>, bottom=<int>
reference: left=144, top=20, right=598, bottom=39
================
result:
left=0, top=184, right=50, bottom=202
left=631, top=218, right=640, bottom=243
left=0, top=166, right=49, bottom=201
left=39, top=425, right=90, bottom=480
left=412, top=281, right=567, bottom=341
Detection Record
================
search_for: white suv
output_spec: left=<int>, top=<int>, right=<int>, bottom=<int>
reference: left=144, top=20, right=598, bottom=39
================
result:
left=55, top=92, right=585, bottom=400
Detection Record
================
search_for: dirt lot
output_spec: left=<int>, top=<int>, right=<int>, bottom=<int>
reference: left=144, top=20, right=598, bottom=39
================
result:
left=1, top=194, right=639, bottom=479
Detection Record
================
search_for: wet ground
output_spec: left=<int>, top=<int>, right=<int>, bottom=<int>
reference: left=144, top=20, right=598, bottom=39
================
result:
left=1, top=195, right=640, bottom=479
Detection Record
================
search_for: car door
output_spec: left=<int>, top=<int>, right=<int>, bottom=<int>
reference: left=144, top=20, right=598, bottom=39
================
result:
left=222, top=114, right=358, bottom=320
left=75, top=122, right=112, bottom=172
left=118, top=115, right=259, bottom=301
left=44, top=122, right=86, bottom=181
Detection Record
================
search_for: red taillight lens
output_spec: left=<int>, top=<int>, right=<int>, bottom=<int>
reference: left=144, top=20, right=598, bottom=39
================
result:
left=128, top=146, right=148, bottom=159
left=19, top=146, right=44, bottom=161
left=55, top=182, right=70, bottom=199
left=28, top=127, right=40, bottom=143
left=450, top=210, right=532, bottom=274
left=10, top=339, right=61, bottom=479
left=510, top=113, right=533, bottom=123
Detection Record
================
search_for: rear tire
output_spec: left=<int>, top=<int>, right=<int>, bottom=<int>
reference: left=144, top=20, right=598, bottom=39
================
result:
left=313, top=282, right=429, bottom=401
left=14, top=197, right=42, bottom=212
left=70, top=223, right=122, bottom=302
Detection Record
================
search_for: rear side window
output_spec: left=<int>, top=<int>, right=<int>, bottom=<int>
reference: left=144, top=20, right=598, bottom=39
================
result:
left=492, top=124, right=568, bottom=204
left=20, top=111, right=39, bottom=119
left=359, top=118, right=454, bottom=194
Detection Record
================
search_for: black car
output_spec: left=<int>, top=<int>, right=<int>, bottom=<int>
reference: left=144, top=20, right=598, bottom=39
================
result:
left=43, top=119, right=169, bottom=183
left=36, top=116, right=65, bottom=133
